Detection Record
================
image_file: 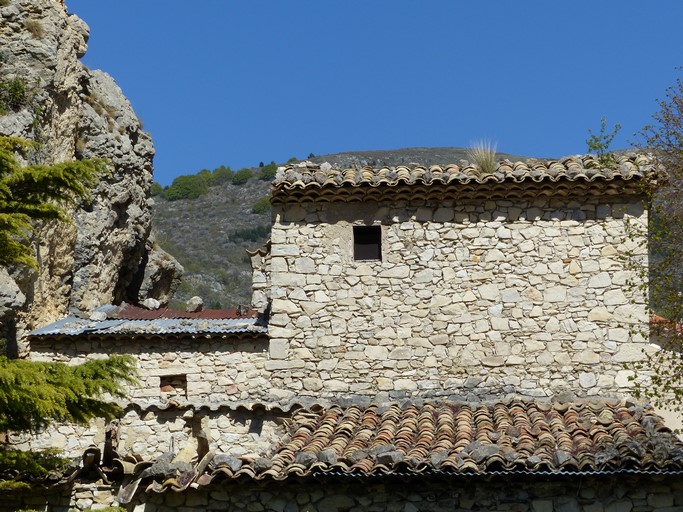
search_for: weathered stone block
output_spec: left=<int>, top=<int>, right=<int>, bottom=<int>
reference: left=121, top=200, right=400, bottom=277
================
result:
left=379, top=265, right=410, bottom=279
left=269, top=339, right=289, bottom=360
left=264, top=360, right=305, bottom=371
left=365, top=346, right=389, bottom=359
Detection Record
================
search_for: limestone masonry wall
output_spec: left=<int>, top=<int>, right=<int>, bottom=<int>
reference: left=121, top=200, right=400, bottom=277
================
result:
left=21, top=336, right=283, bottom=459
left=10, top=475, right=683, bottom=512
left=266, top=196, right=651, bottom=402
left=30, top=336, right=271, bottom=403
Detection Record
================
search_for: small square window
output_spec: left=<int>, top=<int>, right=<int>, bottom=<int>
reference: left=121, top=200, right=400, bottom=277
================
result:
left=160, top=374, right=187, bottom=398
left=354, top=226, right=382, bottom=261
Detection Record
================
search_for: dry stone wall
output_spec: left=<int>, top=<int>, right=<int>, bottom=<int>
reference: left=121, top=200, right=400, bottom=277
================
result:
left=30, top=336, right=272, bottom=403
left=10, top=475, right=683, bottom=512
left=22, top=335, right=283, bottom=459
left=266, top=196, right=651, bottom=402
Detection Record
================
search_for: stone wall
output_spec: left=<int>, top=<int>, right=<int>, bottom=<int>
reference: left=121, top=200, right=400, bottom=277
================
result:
left=20, top=335, right=284, bottom=459
left=9, top=474, right=683, bottom=511
left=8, top=404, right=286, bottom=461
left=266, top=196, right=652, bottom=402
left=30, top=335, right=271, bottom=403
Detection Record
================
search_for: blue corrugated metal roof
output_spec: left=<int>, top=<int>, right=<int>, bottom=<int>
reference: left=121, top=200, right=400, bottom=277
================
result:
left=30, top=316, right=267, bottom=337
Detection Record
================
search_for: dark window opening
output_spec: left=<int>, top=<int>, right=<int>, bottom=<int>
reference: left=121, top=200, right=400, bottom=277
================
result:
left=354, top=226, right=382, bottom=261
left=160, top=374, right=187, bottom=398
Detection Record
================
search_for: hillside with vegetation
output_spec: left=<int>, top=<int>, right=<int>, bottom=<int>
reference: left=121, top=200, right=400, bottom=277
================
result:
left=152, top=147, right=532, bottom=309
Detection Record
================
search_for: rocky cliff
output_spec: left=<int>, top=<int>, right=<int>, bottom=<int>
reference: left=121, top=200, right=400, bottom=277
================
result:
left=0, top=0, right=182, bottom=353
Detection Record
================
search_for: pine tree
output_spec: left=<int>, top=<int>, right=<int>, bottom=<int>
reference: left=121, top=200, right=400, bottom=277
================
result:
left=0, top=136, right=136, bottom=441
left=0, top=355, right=137, bottom=432
left=0, top=136, right=106, bottom=268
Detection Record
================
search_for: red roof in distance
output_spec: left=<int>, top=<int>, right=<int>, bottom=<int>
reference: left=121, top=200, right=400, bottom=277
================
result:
left=115, top=304, right=258, bottom=320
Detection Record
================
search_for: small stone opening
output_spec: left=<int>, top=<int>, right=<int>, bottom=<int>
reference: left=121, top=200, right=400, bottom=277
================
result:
left=354, top=226, right=382, bottom=261
left=160, top=374, right=187, bottom=398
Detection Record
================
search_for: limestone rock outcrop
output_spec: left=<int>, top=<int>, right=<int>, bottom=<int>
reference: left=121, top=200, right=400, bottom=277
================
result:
left=0, top=0, right=182, bottom=351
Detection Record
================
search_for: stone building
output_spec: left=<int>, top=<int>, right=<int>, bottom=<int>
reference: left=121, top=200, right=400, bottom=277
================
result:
left=11, top=155, right=683, bottom=511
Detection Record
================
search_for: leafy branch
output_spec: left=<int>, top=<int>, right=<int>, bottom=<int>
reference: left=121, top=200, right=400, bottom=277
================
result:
left=586, top=116, right=621, bottom=167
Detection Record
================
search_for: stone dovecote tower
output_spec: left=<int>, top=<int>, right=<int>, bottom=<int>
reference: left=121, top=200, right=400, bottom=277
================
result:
left=255, top=155, right=654, bottom=403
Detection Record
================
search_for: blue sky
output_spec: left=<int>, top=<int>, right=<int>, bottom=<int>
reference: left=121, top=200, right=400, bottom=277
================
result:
left=67, top=1, right=683, bottom=186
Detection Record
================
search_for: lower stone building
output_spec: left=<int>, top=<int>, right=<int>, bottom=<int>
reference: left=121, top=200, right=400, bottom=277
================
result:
left=7, top=398, right=683, bottom=511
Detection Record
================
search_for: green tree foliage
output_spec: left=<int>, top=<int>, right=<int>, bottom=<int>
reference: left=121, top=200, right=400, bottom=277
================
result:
left=232, top=167, right=253, bottom=185
left=0, top=77, right=29, bottom=114
left=0, top=448, right=68, bottom=488
left=0, top=355, right=136, bottom=432
left=197, top=168, right=215, bottom=187
left=227, top=224, right=270, bottom=243
left=0, top=139, right=137, bottom=483
left=164, top=173, right=208, bottom=201
left=259, top=161, right=277, bottom=181
left=629, top=71, right=683, bottom=411
left=586, top=116, right=621, bottom=167
left=212, top=165, right=233, bottom=185
left=149, top=181, right=164, bottom=197
left=0, top=137, right=104, bottom=268
left=251, top=194, right=271, bottom=214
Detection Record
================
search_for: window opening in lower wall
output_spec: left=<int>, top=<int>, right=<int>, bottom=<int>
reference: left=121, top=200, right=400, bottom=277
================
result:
left=160, top=374, right=187, bottom=398
left=354, top=225, right=382, bottom=261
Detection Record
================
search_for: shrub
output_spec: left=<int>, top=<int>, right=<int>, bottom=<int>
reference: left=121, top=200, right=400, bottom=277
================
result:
left=212, top=165, right=233, bottom=185
left=0, top=448, right=68, bottom=484
left=227, top=224, right=270, bottom=243
left=25, top=20, right=44, bottom=39
left=0, top=77, right=28, bottom=113
left=259, top=161, right=277, bottom=181
left=165, top=174, right=208, bottom=201
left=467, top=140, right=497, bottom=175
left=232, top=168, right=253, bottom=185
left=150, top=181, right=164, bottom=197
left=197, top=168, right=215, bottom=186
left=586, top=116, right=621, bottom=167
left=252, top=194, right=271, bottom=214
left=287, top=156, right=298, bottom=164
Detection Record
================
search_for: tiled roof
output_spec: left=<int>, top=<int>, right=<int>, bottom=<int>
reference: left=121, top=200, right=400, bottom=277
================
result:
left=29, top=303, right=266, bottom=338
left=271, top=155, right=655, bottom=203
left=107, top=400, right=683, bottom=502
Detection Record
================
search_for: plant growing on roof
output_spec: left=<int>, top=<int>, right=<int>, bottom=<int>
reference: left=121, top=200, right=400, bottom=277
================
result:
left=586, top=116, right=621, bottom=167
left=467, top=140, right=498, bottom=175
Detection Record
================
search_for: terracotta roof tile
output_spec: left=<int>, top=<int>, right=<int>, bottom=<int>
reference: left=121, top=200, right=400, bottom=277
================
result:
left=271, top=155, right=656, bottom=204
left=107, top=399, right=683, bottom=503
